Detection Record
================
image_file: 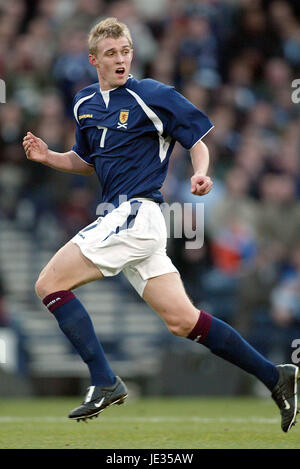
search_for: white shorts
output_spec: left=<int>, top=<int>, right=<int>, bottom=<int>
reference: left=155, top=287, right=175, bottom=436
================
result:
left=71, top=198, right=178, bottom=296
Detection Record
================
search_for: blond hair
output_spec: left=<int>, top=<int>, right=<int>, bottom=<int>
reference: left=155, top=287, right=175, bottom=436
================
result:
left=88, top=17, right=133, bottom=55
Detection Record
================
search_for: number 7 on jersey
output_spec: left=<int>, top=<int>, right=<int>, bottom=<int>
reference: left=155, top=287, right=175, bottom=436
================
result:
left=97, top=126, right=108, bottom=148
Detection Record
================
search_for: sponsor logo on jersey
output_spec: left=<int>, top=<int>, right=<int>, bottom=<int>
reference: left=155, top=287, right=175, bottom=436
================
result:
left=117, top=109, right=130, bottom=129
left=79, top=114, right=93, bottom=120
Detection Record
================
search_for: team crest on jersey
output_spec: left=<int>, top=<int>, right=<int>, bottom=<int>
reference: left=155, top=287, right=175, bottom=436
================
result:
left=117, top=109, right=129, bottom=129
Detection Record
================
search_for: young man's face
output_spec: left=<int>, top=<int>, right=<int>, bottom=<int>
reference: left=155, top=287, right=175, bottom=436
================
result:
left=89, top=36, right=133, bottom=90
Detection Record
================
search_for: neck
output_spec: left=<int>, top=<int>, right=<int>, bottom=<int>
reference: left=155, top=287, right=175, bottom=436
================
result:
left=98, top=73, right=132, bottom=91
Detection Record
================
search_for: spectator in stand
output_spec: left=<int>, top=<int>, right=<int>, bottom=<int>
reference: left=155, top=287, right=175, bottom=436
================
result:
left=53, top=29, right=98, bottom=116
left=63, top=0, right=105, bottom=31
left=271, top=245, right=300, bottom=328
left=235, top=241, right=284, bottom=356
left=107, top=0, right=158, bottom=79
left=269, top=0, right=300, bottom=67
left=207, top=166, right=258, bottom=241
left=256, top=173, right=300, bottom=250
left=175, top=12, right=220, bottom=89
left=58, top=186, right=96, bottom=240
left=270, top=245, right=300, bottom=362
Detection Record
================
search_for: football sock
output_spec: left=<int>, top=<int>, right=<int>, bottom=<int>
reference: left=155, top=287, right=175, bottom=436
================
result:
left=188, top=310, right=279, bottom=391
left=43, top=290, right=116, bottom=387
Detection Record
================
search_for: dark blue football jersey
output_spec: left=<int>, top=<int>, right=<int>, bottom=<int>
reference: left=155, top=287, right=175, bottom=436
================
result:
left=72, top=76, right=213, bottom=207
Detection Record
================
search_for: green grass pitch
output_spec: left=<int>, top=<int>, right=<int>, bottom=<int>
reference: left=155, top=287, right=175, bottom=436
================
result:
left=1, top=396, right=300, bottom=449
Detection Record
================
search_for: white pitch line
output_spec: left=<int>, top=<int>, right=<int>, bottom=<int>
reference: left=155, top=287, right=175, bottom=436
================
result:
left=0, top=416, right=280, bottom=424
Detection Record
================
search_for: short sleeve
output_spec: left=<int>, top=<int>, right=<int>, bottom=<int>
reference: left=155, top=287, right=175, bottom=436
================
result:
left=152, top=85, right=214, bottom=150
left=71, top=122, right=93, bottom=166
left=71, top=91, right=94, bottom=165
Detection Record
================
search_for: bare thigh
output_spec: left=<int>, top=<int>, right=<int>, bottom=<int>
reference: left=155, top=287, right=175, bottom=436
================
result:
left=35, top=241, right=103, bottom=298
left=142, top=272, right=199, bottom=337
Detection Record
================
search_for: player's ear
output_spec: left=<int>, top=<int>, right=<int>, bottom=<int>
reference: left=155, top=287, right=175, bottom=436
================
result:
left=89, top=54, right=98, bottom=67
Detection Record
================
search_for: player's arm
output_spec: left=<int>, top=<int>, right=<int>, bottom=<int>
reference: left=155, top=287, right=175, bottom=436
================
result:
left=145, top=82, right=213, bottom=196
left=23, top=132, right=94, bottom=175
left=189, top=140, right=213, bottom=196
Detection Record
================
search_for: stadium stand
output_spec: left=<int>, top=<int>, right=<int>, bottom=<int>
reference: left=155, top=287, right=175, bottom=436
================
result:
left=1, top=0, right=300, bottom=394
left=0, top=216, right=173, bottom=392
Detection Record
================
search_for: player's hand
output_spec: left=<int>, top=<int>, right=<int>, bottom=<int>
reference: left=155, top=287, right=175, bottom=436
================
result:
left=23, top=132, right=48, bottom=163
left=190, top=174, right=213, bottom=196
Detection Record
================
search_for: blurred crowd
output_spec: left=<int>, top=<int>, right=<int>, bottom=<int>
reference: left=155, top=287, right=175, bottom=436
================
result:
left=0, top=0, right=300, bottom=361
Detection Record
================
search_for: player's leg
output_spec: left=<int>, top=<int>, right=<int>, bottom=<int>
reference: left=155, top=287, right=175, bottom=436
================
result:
left=142, top=272, right=199, bottom=337
left=35, top=240, right=127, bottom=420
left=143, top=272, right=278, bottom=390
left=35, top=240, right=104, bottom=297
left=142, top=272, right=299, bottom=432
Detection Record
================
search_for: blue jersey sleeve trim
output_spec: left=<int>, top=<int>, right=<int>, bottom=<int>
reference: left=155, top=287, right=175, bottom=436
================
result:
left=70, top=149, right=94, bottom=167
left=188, top=125, right=214, bottom=150
left=130, top=79, right=214, bottom=150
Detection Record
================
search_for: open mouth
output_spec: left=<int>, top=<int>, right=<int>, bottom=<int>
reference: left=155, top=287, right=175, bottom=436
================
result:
left=115, top=68, right=125, bottom=76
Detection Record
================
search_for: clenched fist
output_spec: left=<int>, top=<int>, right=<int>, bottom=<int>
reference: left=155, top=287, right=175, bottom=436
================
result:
left=190, top=174, right=213, bottom=196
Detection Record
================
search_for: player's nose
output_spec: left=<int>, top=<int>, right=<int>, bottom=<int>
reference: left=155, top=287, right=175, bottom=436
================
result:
left=115, top=52, right=124, bottom=63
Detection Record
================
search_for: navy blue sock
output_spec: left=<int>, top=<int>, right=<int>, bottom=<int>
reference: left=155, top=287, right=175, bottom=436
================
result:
left=188, top=311, right=279, bottom=391
left=43, top=290, right=115, bottom=387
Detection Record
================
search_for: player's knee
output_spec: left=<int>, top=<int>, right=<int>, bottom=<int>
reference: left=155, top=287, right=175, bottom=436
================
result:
left=35, top=275, right=46, bottom=299
left=167, top=316, right=197, bottom=337
left=35, top=273, right=55, bottom=299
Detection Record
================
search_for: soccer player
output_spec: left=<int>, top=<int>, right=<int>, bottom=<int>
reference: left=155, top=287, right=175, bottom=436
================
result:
left=23, top=18, right=298, bottom=432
